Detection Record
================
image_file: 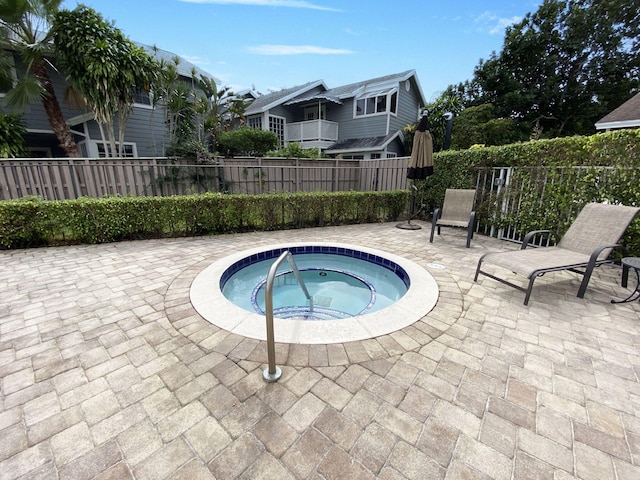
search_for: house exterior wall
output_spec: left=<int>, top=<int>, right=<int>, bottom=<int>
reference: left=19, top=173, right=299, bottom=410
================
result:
left=392, top=78, right=422, bottom=132
left=1, top=53, right=185, bottom=158
left=326, top=97, right=388, bottom=140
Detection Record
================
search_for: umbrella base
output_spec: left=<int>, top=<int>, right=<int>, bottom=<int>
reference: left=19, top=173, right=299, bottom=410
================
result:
left=396, top=221, right=422, bottom=230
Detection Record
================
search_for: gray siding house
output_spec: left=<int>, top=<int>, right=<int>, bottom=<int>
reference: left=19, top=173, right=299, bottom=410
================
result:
left=1, top=45, right=218, bottom=158
left=245, top=70, right=426, bottom=159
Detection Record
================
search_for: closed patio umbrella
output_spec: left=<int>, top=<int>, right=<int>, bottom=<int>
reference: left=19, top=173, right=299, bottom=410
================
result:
left=397, top=115, right=434, bottom=230
left=407, top=115, right=434, bottom=180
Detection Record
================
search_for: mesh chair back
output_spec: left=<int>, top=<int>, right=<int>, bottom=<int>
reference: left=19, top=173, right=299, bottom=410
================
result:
left=440, top=189, right=476, bottom=224
left=558, top=203, right=639, bottom=258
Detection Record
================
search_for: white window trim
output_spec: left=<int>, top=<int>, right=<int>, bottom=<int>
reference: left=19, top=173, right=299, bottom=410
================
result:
left=353, top=88, right=398, bottom=119
left=269, top=114, right=286, bottom=147
left=78, top=139, right=138, bottom=158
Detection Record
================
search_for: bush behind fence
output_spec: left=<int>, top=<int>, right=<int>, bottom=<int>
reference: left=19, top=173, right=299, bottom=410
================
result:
left=0, top=191, right=408, bottom=249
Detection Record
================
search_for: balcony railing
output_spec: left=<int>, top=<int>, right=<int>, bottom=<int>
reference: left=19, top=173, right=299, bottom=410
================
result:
left=285, top=120, right=338, bottom=149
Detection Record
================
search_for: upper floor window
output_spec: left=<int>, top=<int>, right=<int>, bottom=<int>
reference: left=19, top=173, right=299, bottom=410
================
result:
left=355, top=88, right=397, bottom=117
left=304, top=104, right=326, bottom=120
left=132, top=87, right=151, bottom=106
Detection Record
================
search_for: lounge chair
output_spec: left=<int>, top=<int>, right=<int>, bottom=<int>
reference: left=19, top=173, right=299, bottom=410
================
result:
left=430, top=189, right=477, bottom=248
left=474, top=202, right=639, bottom=305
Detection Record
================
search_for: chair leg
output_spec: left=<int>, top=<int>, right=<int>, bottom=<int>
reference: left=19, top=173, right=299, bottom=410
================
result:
left=524, top=277, right=536, bottom=305
left=474, top=258, right=483, bottom=281
left=429, top=208, right=441, bottom=243
left=466, top=213, right=476, bottom=248
left=577, top=254, right=601, bottom=298
left=577, top=265, right=596, bottom=298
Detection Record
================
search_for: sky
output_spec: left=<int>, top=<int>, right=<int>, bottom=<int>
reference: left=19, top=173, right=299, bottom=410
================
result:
left=60, top=0, right=540, bottom=101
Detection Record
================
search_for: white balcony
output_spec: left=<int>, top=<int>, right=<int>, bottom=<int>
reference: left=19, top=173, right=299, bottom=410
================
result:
left=285, top=120, right=338, bottom=150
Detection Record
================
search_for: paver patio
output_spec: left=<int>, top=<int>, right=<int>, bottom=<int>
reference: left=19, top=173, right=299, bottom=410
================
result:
left=1, top=221, right=640, bottom=479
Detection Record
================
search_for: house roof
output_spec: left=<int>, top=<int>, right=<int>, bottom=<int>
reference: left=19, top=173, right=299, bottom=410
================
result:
left=137, top=43, right=219, bottom=83
left=284, top=94, right=343, bottom=106
left=595, top=92, right=640, bottom=130
left=246, top=70, right=426, bottom=115
left=245, top=80, right=328, bottom=115
left=324, top=70, right=424, bottom=102
left=325, top=131, right=404, bottom=154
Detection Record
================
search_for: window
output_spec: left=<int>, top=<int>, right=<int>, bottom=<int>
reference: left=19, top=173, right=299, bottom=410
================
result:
left=355, top=88, right=398, bottom=117
left=78, top=140, right=138, bottom=157
left=248, top=116, right=262, bottom=130
left=304, top=105, right=326, bottom=120
left=97, top=142, right=136, bottom=158
left=269, top=115, right=285, bottom=147
left=132, top=87, right=151, bottom=106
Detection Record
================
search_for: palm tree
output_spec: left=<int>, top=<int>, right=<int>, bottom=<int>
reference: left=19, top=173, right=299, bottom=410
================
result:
left=0, top=0, right=79, bottom=156
left=197, top=74, right=233, bottom=150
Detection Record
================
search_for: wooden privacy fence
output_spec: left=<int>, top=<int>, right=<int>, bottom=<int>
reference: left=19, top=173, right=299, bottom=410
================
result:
left=0, top=157, right=410, bottom=200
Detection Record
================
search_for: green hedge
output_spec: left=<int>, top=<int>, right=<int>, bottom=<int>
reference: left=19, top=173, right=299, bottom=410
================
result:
left=413, top=129, right=640, bottom=254
left=430, top=128, right=640, bottom=168
left=0, top=190, right=408, bottom=249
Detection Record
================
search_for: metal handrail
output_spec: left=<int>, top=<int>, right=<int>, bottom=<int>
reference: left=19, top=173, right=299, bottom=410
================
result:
left=263, top=251, right=313, bottom=382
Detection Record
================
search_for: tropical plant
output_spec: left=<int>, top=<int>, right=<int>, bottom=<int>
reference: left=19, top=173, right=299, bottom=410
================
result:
left=404, top=94, right=462, bottom=153
left=266, top=142, right=326, bottom=159
left=0, top=0, right=79, bottom=156
left=0, top=112, right=29, bottom=157
left=53, top=5, right=158, bottom=157
left=196, top=74, right=233, bottom=149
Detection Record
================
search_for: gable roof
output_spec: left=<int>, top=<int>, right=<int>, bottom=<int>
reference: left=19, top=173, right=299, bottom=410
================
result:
left=595, top=92, right=640, bottom=130
left=325, top=131, right=405, bottom=154
left=324, top=70, right=424, bottom=102
left=137, top=43, right=219, bottom=83
left=246, top=70, right=426, bottom=115
left=245, top=80, right=327, bottom=115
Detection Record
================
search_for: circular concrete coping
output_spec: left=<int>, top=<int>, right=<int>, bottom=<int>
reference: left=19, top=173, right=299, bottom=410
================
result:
left=190, top=242, right=439, bottom=344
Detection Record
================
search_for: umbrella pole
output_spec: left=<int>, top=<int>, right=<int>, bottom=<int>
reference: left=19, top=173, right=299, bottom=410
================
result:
left=396, top=181, right=422, bottom=230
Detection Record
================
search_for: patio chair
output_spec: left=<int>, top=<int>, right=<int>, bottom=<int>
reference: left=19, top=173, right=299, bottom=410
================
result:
left=474, top=202, right=640, bottom=305
left=430, top=189, right=477, bottom=248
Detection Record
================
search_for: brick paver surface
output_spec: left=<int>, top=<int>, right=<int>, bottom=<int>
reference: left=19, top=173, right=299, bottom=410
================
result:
left=1, top=222, right=639, bottom=479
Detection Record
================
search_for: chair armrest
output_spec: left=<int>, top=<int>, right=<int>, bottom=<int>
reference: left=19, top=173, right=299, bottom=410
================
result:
left=432, top=208, right=441, bottom=223
left=577, top=243, right=625, bottom=298
left=521, top=230, right=554, bottom=250
left=588, top=243, right=625, bottom=265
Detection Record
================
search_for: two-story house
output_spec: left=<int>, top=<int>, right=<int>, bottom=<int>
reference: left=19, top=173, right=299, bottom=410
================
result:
left=244, top=70, right=426, bottom=159
left=1, top=44, right=218, bottom=158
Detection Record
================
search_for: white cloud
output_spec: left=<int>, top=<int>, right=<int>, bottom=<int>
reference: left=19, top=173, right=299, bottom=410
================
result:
left=179, top=0, right=340, bottom=11
left=489, top=16, right=521, bottom=35
left=474, top=11, right=521, bottom=35
left=247, top=44, right=353, bottom=55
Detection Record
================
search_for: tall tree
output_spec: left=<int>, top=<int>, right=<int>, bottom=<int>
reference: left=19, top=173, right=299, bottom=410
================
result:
left=0, top=0, right=79, bottom=156
left=53, top=5, right=157, bottom=157
left=453, top=0, right=640, bottom=138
